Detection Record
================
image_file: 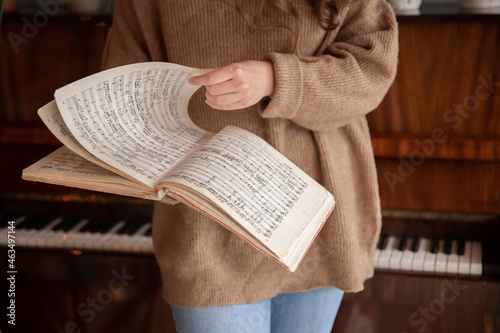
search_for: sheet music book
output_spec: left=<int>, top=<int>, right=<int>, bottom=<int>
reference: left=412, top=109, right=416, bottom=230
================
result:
left=22, top=62, right=335, bottom=271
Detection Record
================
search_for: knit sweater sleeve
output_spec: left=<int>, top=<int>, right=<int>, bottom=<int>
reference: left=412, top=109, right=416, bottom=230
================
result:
left=259, top=0, right=398, bottom=132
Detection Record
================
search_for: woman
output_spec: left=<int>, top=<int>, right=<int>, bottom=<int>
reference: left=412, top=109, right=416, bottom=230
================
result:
left=101, top=0, right=398, bottom=332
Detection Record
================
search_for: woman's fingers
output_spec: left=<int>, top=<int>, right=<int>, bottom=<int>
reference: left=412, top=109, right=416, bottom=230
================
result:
left=188, top=61, right=274, bottom=110
left=188, top=67, right=234, bottom=86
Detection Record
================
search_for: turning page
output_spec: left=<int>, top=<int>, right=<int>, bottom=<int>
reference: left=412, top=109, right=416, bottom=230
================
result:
left=37, top=100, right=139, bottom=184
left=54, top=62, right=213, bottom=188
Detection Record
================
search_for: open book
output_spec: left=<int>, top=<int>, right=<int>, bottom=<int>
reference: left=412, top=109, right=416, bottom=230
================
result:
left=22, top=62, right=335, bottom=271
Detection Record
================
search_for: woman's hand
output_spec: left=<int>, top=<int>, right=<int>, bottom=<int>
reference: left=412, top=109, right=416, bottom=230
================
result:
left=188, top=60, right=275, bottom=110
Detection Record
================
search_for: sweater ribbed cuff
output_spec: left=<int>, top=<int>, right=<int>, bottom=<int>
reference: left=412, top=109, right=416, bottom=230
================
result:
left=258, top=53, right=303, bottom=120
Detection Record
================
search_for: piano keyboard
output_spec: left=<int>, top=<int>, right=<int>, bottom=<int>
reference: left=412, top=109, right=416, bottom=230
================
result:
left=0, top=214, right=154, bottom=254
left=374, top=233, right=482, bottom=276
left=0, top=214, right=484, bottom=276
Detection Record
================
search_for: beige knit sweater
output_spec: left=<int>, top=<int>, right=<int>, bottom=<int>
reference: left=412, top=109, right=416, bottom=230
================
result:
left=101, top=0, right=398, bottom=307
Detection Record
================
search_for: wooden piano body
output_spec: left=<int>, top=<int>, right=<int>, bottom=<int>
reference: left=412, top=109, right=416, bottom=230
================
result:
left=1, top=4, right=499, bottom=333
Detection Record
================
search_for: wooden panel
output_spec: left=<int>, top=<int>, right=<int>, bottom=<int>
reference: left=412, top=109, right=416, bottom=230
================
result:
left=372, top=135, right=500, bottom=161
left=0, top=15, right=110, bottom=124
left=367, top=21, right=500, bottom=137
left=367, top=20, right=500, bottom=213
left=376, top=158, right=500, bottom=213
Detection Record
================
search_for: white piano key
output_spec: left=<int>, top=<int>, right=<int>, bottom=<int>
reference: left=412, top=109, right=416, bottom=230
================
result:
left=24, top=217, right=61, bottom=247
left=83, top=233, right=107, bottom=251
left=44, top=231, right=65, bottom=248
left=458, top=241, right=472, bottom=276
left=423, top=239, right=438, bottom=273
left=129, top=223, right=153, bottom=253
left=87, top=233, right=111, bottom=251
left=470, top=241, right=482, bottom=276
left=123, top=223, right=150, bottom=252
left=84, top=220, right=123, bottom=251
left=446, top=240, right=459, bottom=275
left=377, top=235, right=397, bottom=270
left=389, top=237, right=405, bottom=270
left=111, top=225, right=142, bottom=252
left=412, top=238, right=429, bottom=272
left=0, top=216, right=27, bottom=246
left=48, top=219, right=89, bottom=248
left=34, top=217, right=64, bottom=248
left=102, top=234, right=125, bottom=252
left=67, top=231, right=93, bottom=250
left=435, top=239, right=448, bottom=274
left=16, top=229, right=38, bottom=247
left=140, top=236, right=154, bottom=253
left=99, top=221, right=127, bottom=251
left=400, top=237, right=415, bottom=271
left=129, top=235, right=147, bottom=253
left=374, top=248, right=381, bottom=266
left=13, top=216, right=43, bottom=247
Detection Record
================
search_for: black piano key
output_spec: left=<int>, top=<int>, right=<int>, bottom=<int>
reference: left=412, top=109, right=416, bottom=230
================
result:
left=444, top=239, right=453, bottom=255
left=0, top=214, right=21, bottom=228
left=431, top=237, right=440, bottom=254
left=34, top=217, right=59, bottom=231
left=398, top=235, right=409, bottom=251
left=411, top=236, right=421, bottom=252
left=131, top=221, right=148, bottom=235
left=145, top=226, right=152, bottom=236
left=378, top=233, right=389, bottom=250
left=116, top=221, right=128, bottom=235
left=98, top=219, right=121, bottom=234
left=393, top=235, right=401, bottom=251
left=52, top=217, right=84, bottom=232
left=457, top=239, right=466, bottom=256
left=79, top=219, right=106, bottom=233
left=15, top=217, right=31, bottom=229
left=78, top=221, right=91, bottom=233
left=78, top=222, right=93, bottom=233
left=18, top=216, right=46, bottom=230
left=119, top=221, right=147, bottom=235
left=117, top=221, right=134, bottom=235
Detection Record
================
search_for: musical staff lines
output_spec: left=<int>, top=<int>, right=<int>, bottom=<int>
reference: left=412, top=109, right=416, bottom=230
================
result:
left=58, top=66, right=211, bottom=187
left=37, top=150, right=116, bottom=178
left=166, top=127, right=309, bottom=240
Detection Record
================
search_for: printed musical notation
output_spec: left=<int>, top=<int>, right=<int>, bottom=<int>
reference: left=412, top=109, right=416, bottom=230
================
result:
left=37, top=150, right=116, bottom=178
left=57, top=66, right=212, bottom=187
left=166, top=127, right=309, bottom=240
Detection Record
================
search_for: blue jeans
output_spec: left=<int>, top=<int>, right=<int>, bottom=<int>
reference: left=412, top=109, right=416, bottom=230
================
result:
left=170, top=287, right=344, bottom=333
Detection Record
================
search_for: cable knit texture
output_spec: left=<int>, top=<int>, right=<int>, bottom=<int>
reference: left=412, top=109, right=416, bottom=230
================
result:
left=101, top=0, right=399, bottom=307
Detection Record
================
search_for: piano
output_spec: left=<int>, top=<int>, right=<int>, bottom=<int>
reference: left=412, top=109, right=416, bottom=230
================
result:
left=0, top=214, right=154, bottom=253
left=1, top=3, right=499, bottom=333
left=375, top=235, right=483, bottom=277
left=0, top=212, right=489, bottom=275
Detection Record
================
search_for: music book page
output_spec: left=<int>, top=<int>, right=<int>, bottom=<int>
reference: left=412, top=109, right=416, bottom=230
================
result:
left=161, top=126, right=334, bottom=261
left=24, top=146, right=160, bottom=199
left=37, top=100, right=138, bottom=184
left=54, top=62, right=213, bottom=188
